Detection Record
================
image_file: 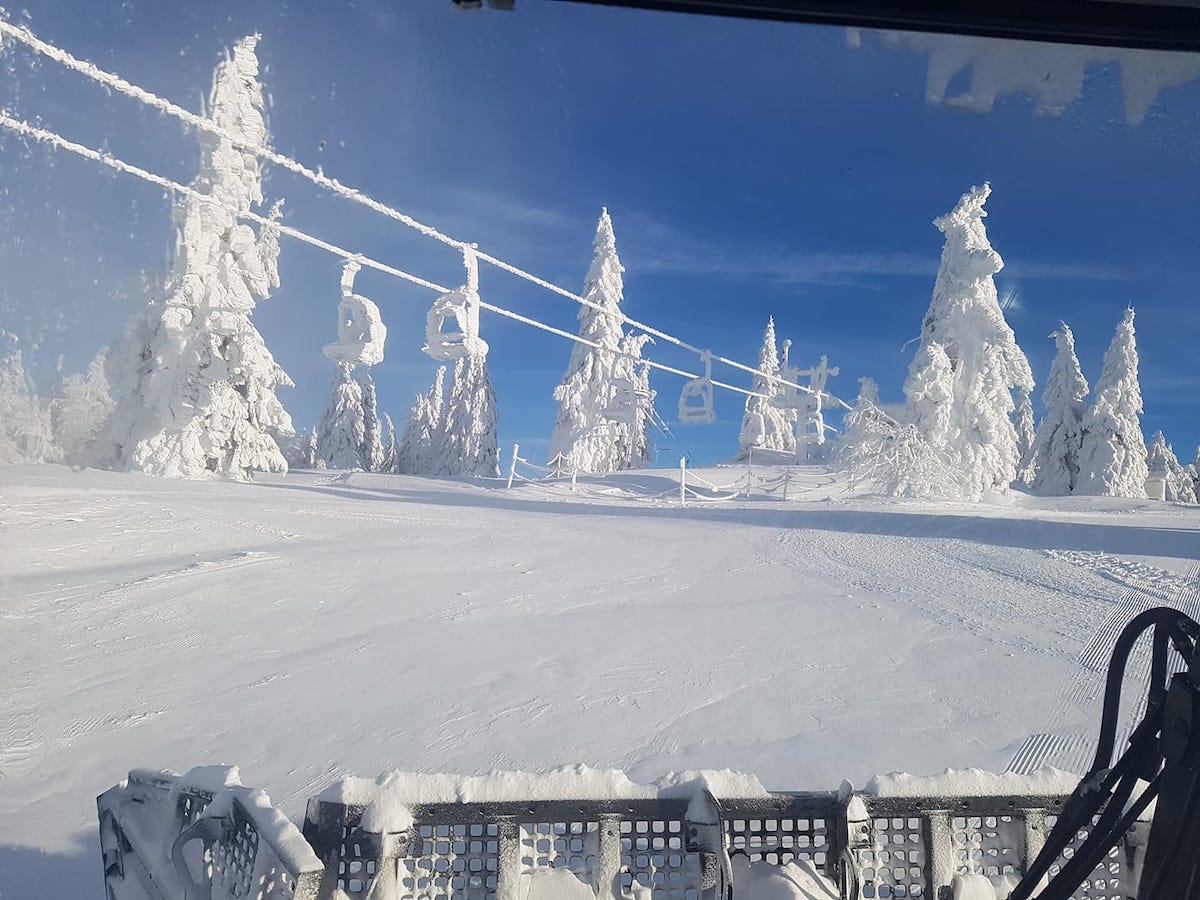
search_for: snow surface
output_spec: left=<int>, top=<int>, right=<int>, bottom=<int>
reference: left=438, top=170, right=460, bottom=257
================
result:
left=2, top=462, right=1199, bottom=898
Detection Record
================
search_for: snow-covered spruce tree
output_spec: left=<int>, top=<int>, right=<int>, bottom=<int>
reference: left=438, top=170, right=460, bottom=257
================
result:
left=738, top=317, right=797, bottom=456
left=549, top=208, right=636, bottom=475
left=315, top=362, right=366, bottom=469
left=0, top=333, right=55, bottom=464
left=442, top=349, right=500, bottom=478
left=902, top=184, right=1034, bottom=498
left=357, top=369, right=386, bottom=472
left=102, top=36, right=293, bottom=479
left=1014, top=389, right=1036, bottom=485
left=1029, top=324, right=1089, bottom=495
left=382, top=413, right=397, bottom=473
left=395, top=366, right=445, bottom=476
left=50, top=348, right=114, bottom=467
left=1191, top=448, right=1200, bottom=501
left=1146, top=431, right=1196, bottom=503
left=1077, top=308, right=1148, bottom=498
left=306, top=426, right=319, bottom=468
left=612, top=332, right=656, bottom=470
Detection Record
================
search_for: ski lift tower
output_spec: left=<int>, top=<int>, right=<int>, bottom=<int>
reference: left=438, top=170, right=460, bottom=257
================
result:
left=775, top=341, right=839, bottom=463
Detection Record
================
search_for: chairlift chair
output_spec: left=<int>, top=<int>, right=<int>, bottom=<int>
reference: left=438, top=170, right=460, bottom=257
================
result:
left=423, top=247, right=486, bottom=361
left=678, top=351, right=716, bottom=424
left=423, top=287, right=478, bottom=361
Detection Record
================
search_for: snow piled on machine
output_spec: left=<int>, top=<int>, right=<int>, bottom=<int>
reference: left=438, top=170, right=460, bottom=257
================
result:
left=320, top=764, right=771, bottom=812
left=863, top=766, right=1080, bottom=797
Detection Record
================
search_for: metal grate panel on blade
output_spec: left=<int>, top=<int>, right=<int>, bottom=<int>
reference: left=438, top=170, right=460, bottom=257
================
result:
left=854, top=816, right=927, bottom=899
left=725, top=812, right=831, bottom=869
left=949, top=814, right=1024, bottom=881
left=399, top=821, right=499, bottom=900
left=618, top=817, right=699, bottom=900
left=1045, top=813, right=1139, bottom=900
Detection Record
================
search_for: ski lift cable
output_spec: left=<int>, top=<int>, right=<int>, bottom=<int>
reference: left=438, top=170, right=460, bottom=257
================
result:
left=0, top=19, right=834, bottom=403
left=0, top=111, right=771, bottom=401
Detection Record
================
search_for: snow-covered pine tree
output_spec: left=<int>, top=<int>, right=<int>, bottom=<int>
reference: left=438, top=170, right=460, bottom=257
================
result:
left=442, top=350, right=500, bottom=478
left=315, top=362, right=366, bottom=469
left=549, top=208, right=631, bottom=475
left=1146, top=431, right=1197, bottom=504
left=1076, top=308, right=1149, bottom=498
left=50, top=348, right=113, bottom=467
left=382, top=413, right=397, bottom=473
left=396, top=366, right=445, bottom=476
left=738, top=317, right=797, bottom=456
left=1191, top=448, right=1200, bottom=502
left=1029, top=324, right=1089, bottom=495
left=306, top=427, right=319, bottom=468
left=358, top=369, right=386, bottom=472
left=0, top=333, right=55, bottom=464
left=1014, top=389, right=1036, bottom=486
left=903, top=184, right=1034, bottom=498
left=102, top=36, right=293, bottom=479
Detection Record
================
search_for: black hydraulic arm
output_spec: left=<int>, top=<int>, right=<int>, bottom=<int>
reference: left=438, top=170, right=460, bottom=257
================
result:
left=1007, top=607, right=1200, bottom=900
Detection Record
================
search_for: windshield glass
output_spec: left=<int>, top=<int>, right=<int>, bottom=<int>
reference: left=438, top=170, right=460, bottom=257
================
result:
left=1, top=3, right=1198, bottom=899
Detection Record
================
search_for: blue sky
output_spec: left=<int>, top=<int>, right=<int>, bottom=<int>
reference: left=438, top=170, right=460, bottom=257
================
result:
left=1, top=0, right=1197, bottom=466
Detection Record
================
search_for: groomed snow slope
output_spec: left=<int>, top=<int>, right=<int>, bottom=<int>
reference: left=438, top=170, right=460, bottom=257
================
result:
left=2, top=464, right=1198, bottom=898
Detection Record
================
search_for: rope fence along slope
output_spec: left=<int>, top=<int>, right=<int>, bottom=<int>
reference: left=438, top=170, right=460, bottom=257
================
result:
left=0, top=18, right=846, bottom=409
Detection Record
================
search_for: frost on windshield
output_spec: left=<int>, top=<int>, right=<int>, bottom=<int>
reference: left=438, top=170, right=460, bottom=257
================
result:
left=854, top=28, right=1200, bottom=122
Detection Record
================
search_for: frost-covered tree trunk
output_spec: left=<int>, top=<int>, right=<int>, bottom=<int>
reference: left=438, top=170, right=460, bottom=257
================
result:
left=0, top=333, right=55, bottom=464
left=1029, top=324, right=1089, bottom=495
left=1146, top=431, right=1196, bottom=503
left=396, top=366, right=445, bottom=476
left=1013, top=389, right=1036, bottom=486
left=102, top=36, right=293, bottom=479
left=442, top=351, right=500, bottom=478
left=902, top=184, right=1034, bottom=498
left=315, top=362, right=366, bottom=469
left=739, top=317, right=797, bottom=456
left=50, top=348, right=113, bottom=467
left=358, top=369, right=386, bottom=472
left=1077, top=308, right=1148, bottom=498
left=549, top=209, right=632, bottom=475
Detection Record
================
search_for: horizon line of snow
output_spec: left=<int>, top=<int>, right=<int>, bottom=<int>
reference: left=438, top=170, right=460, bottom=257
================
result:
left=0, top=111, right=768, bottom=401
left=0, top=18, right=836, bottom=404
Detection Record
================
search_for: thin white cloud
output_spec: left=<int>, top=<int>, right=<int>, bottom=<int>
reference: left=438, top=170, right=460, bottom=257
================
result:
left=435, top=186, right=575, bottom=231
left=617, top=207, right=1130, bottom=287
